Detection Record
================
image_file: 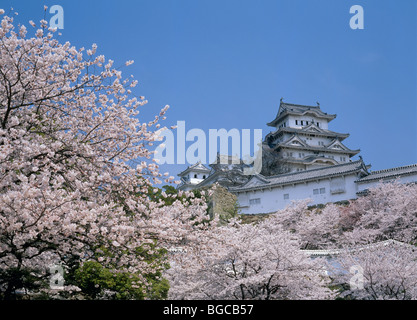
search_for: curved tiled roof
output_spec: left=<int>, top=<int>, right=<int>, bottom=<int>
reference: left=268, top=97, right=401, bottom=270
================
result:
left=230, top=159, right=368, bottom=192
left=177, top=162, right=211, bottom=176
left=356, top=163, right=417, bottom=183
left=267, top=101, right=336, bottom=127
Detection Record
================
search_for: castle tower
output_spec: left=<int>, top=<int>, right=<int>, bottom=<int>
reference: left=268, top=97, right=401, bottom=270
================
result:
left=177, top=162, right=211, bottom=191
left=264, top=100, right=360, bottom=173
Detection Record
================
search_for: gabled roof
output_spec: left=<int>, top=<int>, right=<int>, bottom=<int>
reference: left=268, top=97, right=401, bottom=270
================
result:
left=230, top=159, right=369, bottom=192
left=193, top=170, right=223, bottom=187
left=281, top=134, right=309, bottom=148
left=238, top=174, right=271, bottom=188
left=177, top=162, right=211, bottom=176
left=192, top=167, right=251, bottom=189
left=302, top=123, right=324, bottom=133
left=267, top=101, right=336, bottom=127
left=326, top=139, right=350, bottom=151
left=356, top=163, right=417, bottom=183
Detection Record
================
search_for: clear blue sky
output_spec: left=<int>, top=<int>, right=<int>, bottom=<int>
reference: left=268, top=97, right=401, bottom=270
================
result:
left=4, top=0, right=417, bottom=180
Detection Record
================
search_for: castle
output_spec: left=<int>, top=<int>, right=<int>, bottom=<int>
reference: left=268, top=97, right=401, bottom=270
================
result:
left=177, top=100, right=417, bottom=214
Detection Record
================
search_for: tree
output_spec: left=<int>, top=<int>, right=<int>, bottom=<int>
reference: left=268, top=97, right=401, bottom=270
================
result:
left=165, top=181, right=417, bottom=301
left=276, top=182, right=417, bottom=300
left=166, top=214, right=335, bottom=300
left=339, top=181, right=417, bottom=245
left=328, top=240, right=417, bottom=300
left=70, top=243, right=170, bottom=300
left=325, top=182, right=417, bottom=300
left=271, top=200, right=343, bottom=250
left=0, top=12, right=209, bottom=299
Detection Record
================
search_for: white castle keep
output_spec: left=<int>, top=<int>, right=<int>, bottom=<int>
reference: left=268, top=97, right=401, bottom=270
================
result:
left=177, top=100, right=417, bottom=214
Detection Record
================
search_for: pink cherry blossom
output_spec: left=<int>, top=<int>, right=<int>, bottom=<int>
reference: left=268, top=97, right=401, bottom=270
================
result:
left=0, top=13, right=209, bottom=299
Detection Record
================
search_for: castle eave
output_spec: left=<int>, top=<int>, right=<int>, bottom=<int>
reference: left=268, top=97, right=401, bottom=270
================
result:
left=267, top=106, right=337, bottom=127
left=230, top=159, right=368, bottom=192
left=274, top=144, right=360, bottom=156
left=266, top=127, right=350, bottom=140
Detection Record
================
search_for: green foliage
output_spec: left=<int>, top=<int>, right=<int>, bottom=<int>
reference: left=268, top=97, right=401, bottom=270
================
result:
left=70, top=243, right=170, bottom=300
left=0, top=267, right=46, bottom=300
left=147, top=184, right=183, bottom=206
left=58, top=183, right=222, bottom=300
left=72, top=260, right=168, bottom=300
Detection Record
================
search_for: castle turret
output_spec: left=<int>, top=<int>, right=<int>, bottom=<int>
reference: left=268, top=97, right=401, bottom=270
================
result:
left=264, top=100, right=360, bottom=172
left=177, top=162, right=210, bottom=191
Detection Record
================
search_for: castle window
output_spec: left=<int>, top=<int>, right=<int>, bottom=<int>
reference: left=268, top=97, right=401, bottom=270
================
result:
left=306, top=121, right=309, bottom=125
left=203, top=175, right=206, bottom=179
left=295, top=120, right=298, bottom=125
left=283, top=194, right=289, bottom=200
left=249, top=198, right=261, bottom=205
left=317, top=122, right=320, bottom=127
left=194, top=174, right=197, bottom=178
left=313, top=188, right=326, bottom=195
left=300, top=121, right=304, bottom=125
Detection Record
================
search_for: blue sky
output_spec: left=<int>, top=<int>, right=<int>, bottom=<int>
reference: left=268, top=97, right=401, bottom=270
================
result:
left=4, top=0, right=417, bottom=180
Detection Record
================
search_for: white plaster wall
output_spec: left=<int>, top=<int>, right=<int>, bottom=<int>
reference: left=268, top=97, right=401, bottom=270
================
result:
left=235, top=174, right=359, bottom=214
left=186, top=172, right=208, bottom=184
left=287, top=116, right=329, bottom=130
left=302, top=135, right=333, bottom=146
left=189, top=177, right=204, bottom=184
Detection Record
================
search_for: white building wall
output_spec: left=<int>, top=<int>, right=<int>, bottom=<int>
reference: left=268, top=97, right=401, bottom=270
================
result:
left=185, top=172, right=208, bottom=184
left=287, top=115, right=329, bottom=130
left=280, top=132, right=335, bottom=148
left=235, top=174, right=359, bottom=214
left=356, top=174, right=417, bottom=194
left=303, top=135, right=332, bottom=146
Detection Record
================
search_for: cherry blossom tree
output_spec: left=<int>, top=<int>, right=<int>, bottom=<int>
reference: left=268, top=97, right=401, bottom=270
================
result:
left=166, top=181, right=417, bottom=300
left=2, top=8, right=416, bottom=301
left=326, top=182, right=417, bottom=300
left=283, top=182, right=417, bottom=300
left=328, top=240, right=417, bottom=300
left=166, top=214, right=336, bottom=300
left=340, top=181, right=417, bottom=245
left=0, top=11, right=209, bottom=299
left=274, top=199, right=343, bottom=249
